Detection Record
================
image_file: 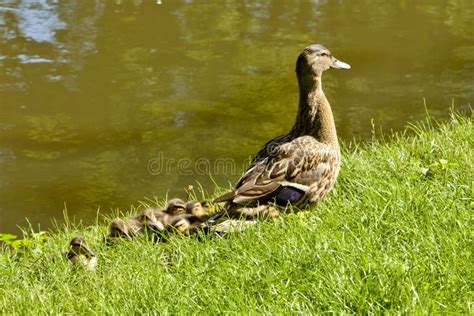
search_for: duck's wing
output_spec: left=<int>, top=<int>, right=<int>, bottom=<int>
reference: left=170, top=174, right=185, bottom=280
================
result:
left=214, top=135, right=338, bottom=205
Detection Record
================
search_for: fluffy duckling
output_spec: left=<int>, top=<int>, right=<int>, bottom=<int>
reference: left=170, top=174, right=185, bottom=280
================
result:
left=105, top=218, right=132, bottom=244
left=128, top=208, right=165, bottom=237
left=169, top=200, right=211, bottom=235
left=66, top=236, right=97, bottom=271
left=165, top=198, right=187, bottom=216
left=186, top=200, right=210, bottom=221
left=153, top=210, right=173, bottom=227
left=169, top=215, right=203, bottom=235
left=150, top=198, right=187, bottom=229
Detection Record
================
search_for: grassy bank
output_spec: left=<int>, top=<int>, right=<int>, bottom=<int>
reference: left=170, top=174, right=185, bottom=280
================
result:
left=1, top=113, right=472, bottom=314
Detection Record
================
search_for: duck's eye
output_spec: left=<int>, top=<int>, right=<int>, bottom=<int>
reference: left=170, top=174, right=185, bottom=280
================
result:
left=320, top=52, right=328, bottom=57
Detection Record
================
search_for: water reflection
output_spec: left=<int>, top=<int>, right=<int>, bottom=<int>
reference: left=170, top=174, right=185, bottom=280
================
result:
left=0, top=0, right=472, bottom=233
left=16, top=0, right=66, bottom=44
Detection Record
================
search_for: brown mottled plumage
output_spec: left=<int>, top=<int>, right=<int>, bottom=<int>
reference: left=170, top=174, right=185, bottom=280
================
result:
left=105, top=218, right=132, bottom=244
left=153, top=210, right=174, bottom=227
left=151, top=198, right=188, bottom=229
left=169, top=200, right=210, bottom=235
left=211, top=44, right=350, bottom=220
left=66, top=236, right=97, bottom=271
left=128, top=208, right=164, bottom=237
left=185, top=201, right=210, bottom=221
left=164, top=198, right=187, bottom=216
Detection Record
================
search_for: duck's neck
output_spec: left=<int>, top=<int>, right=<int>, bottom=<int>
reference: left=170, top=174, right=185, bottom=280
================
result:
left=289, top=73, right=339, bottom=148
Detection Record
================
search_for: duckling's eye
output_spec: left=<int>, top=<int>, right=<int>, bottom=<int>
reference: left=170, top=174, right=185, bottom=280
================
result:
left=320, top=52, right=328, bottom=57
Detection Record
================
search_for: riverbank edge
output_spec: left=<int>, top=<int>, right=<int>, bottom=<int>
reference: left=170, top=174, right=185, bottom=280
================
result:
left=0, top=111, right=472, bottom=313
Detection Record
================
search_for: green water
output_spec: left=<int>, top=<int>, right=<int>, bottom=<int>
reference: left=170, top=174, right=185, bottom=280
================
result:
left=0, top=0, right=473, bottom=234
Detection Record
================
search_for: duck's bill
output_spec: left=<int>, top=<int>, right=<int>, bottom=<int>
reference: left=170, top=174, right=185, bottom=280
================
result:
left=331, top=59, right=351, bottom=69
left=148, top=222, right=165, bottom=232
left=83, top=246, right=96, bottom=258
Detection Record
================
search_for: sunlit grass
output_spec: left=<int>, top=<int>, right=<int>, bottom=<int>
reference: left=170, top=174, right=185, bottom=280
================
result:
left=0, top=112, right=472, bottom=313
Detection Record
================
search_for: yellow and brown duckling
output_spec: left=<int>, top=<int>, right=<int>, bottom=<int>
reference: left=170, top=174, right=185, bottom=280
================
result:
left=165, top=198, right=187, bottom=216
left=66, top=236, right=97, bottom=271
left=186, top=200, right=210, bottom=221
left=105, top=218, right=133, bottom=244
left=169, top=200, right=211, bottom=235
left=152, top=210, right=173, bottom=228
left=152, top=198, right=188, bottom=228
left=128, top=208, right=165, bottom=237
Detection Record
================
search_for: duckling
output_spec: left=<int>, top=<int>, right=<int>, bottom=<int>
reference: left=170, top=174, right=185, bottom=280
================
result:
left=169, top=200, right=211, bottom=235
left=165, top=198, right=187, bottom=216
left=186, top=200, right=210, bottom=221
left=151, top=198, right=187, bottom=228
left=153, top=209, right=174, bottom=227
left=169, top=214, right=204, bottom=235
left=105, top=218, right=132, bottom=244
left=209, top=44, right=350, bottom=221
left=170, top=216, right=194, bottom=234
left=66, top=236, right=97, bottom=271
left=128, top=208, right=165, bottom=237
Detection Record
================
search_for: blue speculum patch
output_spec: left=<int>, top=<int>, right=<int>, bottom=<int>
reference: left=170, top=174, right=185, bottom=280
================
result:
left=274, top=187, right=305, bottom=206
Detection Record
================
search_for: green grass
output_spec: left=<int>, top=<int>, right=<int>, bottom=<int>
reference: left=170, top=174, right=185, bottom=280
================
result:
left=1, top=112, right=472, bottom=314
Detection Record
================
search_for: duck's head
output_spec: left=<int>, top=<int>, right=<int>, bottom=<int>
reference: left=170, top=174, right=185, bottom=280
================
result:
left=68, top=236, right=95, bottom=258
left=108, top=218, right=132, bottom=240
left=67, top=236, right=97, bottom=271
left=186, top=200, right=209, bottom=218
left=296, top=44, right=350, bottom=78
left=166, top=198, right=187, bottom=216
left=67, top=236, right=95, bottom=262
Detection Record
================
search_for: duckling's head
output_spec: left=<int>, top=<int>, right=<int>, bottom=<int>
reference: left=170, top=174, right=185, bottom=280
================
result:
left=67, top=236, right=97, bottom=271
left=68, top=236, right=95, bottom=258
left=166, top=198, right=187, bottom=216
left=108, top=218, right=132, bottom=240
left=296, top=44, right=350, bottom=78
left=186, top=200, right=209, bottom=218
left=67, top=236, right=96, bottom=268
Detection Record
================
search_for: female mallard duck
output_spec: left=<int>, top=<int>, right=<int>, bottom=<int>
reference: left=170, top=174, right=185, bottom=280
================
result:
left=66, top=236, right=97, bottom=271
left=210, top=44, right=350, bottom=220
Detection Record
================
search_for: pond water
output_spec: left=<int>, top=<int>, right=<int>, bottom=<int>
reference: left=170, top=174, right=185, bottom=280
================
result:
left=0, top=0, right=473, bottom=234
